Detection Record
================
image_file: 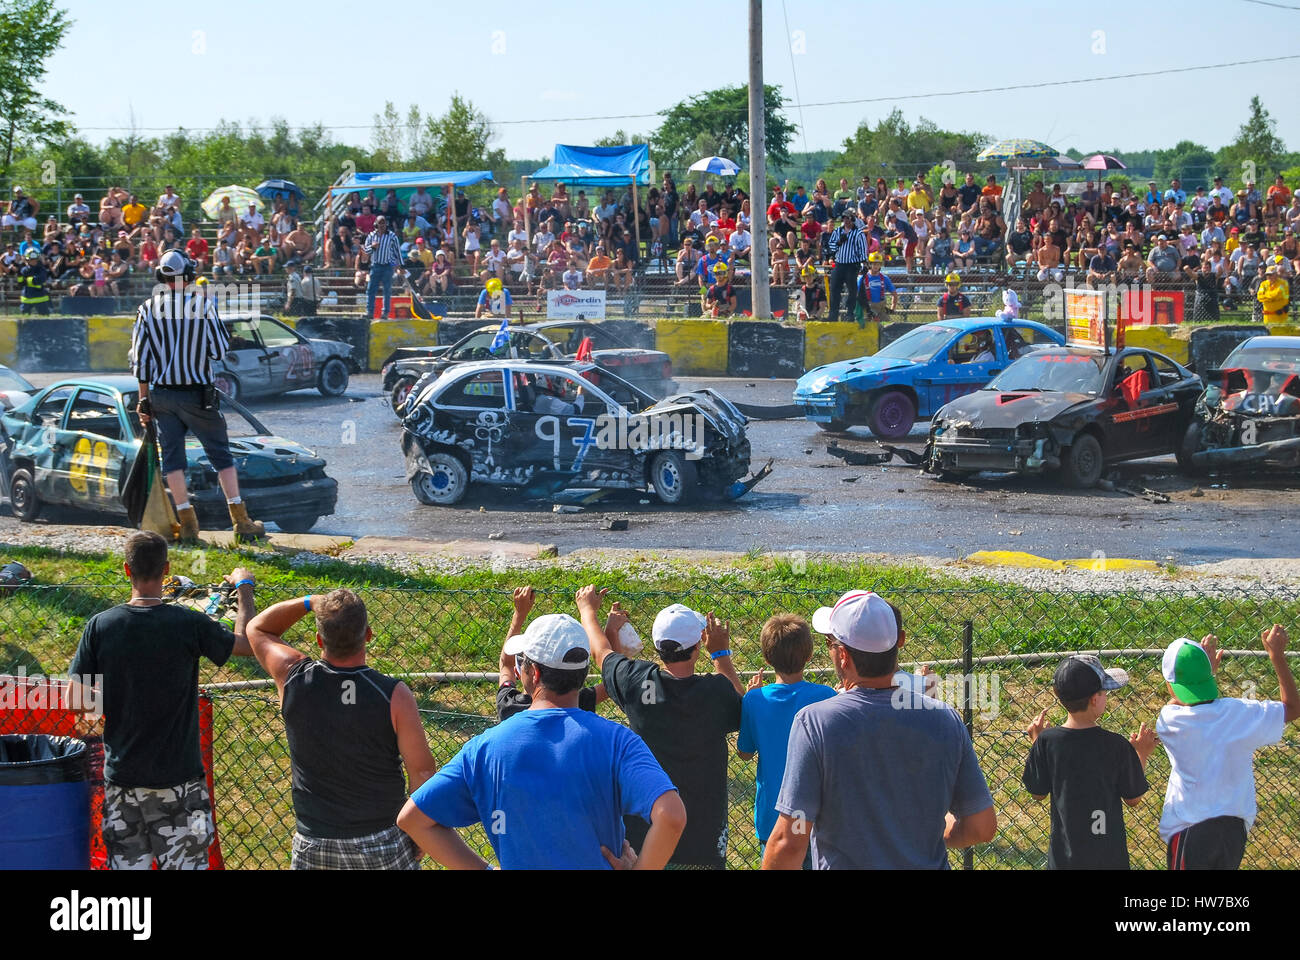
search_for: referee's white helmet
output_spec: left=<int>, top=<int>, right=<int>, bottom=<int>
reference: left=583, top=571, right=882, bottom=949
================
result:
left=156, top=249, right=196, bottom=283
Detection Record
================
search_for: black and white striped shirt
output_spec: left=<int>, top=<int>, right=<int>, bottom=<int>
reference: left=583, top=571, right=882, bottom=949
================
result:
left=363, top=228, right=402, bottom=266
left=129, top=287, right=229, bottom=387
left=828, top=226, right=867, bottom=263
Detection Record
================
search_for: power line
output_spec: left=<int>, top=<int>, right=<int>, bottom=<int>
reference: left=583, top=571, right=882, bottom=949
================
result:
left=69, top=52, right=1300, bottom=135
left=780, top=0, right=809, bottom=155
left=1238, top=0, right=1300, bottom=10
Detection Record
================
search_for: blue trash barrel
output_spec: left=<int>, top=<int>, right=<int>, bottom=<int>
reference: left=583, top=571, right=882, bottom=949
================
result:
left=0, top=734, right=90, bottom=869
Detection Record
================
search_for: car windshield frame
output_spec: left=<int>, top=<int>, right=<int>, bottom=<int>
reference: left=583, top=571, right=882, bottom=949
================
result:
left=122, top=390, right=261, bottom=439
left=985, top=351, right=1108, bottom=395
left=872, top=324, right=962, bottom=363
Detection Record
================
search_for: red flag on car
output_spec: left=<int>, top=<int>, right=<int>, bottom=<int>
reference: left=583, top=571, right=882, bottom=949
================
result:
left=574, top=336, right=594, bottom=363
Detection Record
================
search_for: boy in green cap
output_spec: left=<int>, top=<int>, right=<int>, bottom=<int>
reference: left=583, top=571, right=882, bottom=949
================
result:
left=1158, top=627, right=1300, bottom=869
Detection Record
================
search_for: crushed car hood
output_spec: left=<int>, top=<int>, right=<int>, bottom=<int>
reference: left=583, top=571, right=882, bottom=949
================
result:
left=187, top=434, right=325, bottom=476
left=795, top=356, right=918, bottom=396
left=934, top=390, right=1094, bottom=429
left=645, top=388, right=747, bottom=440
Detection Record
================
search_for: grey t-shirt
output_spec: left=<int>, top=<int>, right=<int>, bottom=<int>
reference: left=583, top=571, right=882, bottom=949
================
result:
left=775, top=686, right=993, bottom=869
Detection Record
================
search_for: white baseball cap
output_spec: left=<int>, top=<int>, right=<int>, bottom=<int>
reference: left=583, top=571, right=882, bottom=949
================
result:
left=652, top=603, right=707, bottom=651
left=811, top=590, right=899, bottom=653
left=503, top=613, right=590, bottom=670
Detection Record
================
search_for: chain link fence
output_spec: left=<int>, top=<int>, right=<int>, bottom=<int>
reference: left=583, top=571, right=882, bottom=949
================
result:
left=2, top=578, right=1298, bottom=869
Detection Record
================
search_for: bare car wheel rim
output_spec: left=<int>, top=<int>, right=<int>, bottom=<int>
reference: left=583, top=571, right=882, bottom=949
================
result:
left=323, top=360, right=347, bottom=392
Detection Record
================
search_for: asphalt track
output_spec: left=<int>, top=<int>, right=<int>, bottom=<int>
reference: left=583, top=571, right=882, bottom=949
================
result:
left=16, top=372, right=1300, bottom=563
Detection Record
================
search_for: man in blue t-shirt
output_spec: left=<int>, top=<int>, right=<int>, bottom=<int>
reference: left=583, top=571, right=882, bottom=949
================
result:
left=737, top=613, right=835, bottom=858
left=398, top=610, right=685, bottom=869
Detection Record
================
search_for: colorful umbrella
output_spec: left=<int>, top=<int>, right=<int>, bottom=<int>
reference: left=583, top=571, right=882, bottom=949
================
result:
left=976, top=138, right=1059, bottom=162
left=201, top=185, right=264, bottom=219
left=1081, top=154, right=1127, bottom=171
left=688, top=156, right=742, bottom=176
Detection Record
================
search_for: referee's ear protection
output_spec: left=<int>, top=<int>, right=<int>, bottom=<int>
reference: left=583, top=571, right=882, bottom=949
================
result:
left=155, top=249, right=197, bottom=284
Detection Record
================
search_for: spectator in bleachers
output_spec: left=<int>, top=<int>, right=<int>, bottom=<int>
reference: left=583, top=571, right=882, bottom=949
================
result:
left=767, top=188, right=800, bottom=247
left=3, top=186, right=38, bottom=232
left=119, top=193, right=146, bottom=234
left=425, top=249, right=454, bottom=295
left=610, top=246, right=633, bottom=293
left=212, top=238, right=234, bottom=278
left=729, top=220, right=752, bottom=264
left=585, top=244, right=611, bottom=287
left=674, top=237, right=701, bottom=285
left=282, top=223, right=313, bottom=264
left=1035, top=231, right=1064, bottom=282
left=483, top=238, right=506, bottom=280
left=65, top=192, right=90, bottom=225
left=107, top=249, right=130, bottom=296
left=506, top=237, right=531, bottom=286
left=186, top=227, right=209, bottom=269
left=379, top=189, right=402, bottom=221
left=241, top=202, right=265, bottom=235
left=462, top=221, right=483, bottom=275
left=1146, top=234, right=1180, bottom=283
left=409, top=186, right=436, bottom=220
left=155, top=184, right=181, bottom=214
left=355, top=203, right=376, bottom=236
left=251, top=235, right=278, bottom=276
left=139, top=233, right=160, bottom=272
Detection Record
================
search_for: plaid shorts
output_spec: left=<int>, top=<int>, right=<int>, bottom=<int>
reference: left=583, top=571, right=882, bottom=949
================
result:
left=103, top=777, right=212, bottom=870
left=291, top=824, right=423, bottom=870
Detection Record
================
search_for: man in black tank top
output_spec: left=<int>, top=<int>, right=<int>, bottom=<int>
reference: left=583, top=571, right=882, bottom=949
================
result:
left=246, top=589, right=437, bottom=869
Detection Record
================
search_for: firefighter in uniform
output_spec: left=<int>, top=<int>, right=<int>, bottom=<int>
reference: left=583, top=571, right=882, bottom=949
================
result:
left=18, top=248, right=51, bottom=315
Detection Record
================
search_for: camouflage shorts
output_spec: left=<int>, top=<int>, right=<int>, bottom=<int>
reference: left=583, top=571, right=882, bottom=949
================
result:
left=103, top=777, right=213, bottom=870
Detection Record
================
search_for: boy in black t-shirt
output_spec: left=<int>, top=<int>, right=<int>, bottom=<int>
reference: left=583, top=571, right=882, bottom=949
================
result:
left=1022, top=655, right=1156, bottom=869
left=576, top=586, right=745, bottom=868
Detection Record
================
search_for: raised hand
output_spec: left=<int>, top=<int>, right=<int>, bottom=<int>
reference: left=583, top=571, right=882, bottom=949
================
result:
left=1130, top=722, right=1157, bottom=764
left=512, top=585, right=535, bottom=619
left=1027, top=708, right=1051, bottom=744
left=747, top=667, right=765, bottom=691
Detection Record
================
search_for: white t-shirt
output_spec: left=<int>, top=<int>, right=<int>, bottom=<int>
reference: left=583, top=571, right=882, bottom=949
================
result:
left=485, top=248, right=506, bottom=270
left=492, top=198, right=512, bottom=222
left=1210, top=186, right=1234, bottom=206
left=729, top=229, right=751, bottom=253
left=1156, top=697, right=1286, bottom=841
left=508, top=228, right=528, bottom=248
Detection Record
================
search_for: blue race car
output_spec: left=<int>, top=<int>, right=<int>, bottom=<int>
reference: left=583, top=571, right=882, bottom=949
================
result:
left=793, top=316, right=1065, bottom=438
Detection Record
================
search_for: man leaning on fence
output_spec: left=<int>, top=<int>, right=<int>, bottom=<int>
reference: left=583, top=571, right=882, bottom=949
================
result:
left=245, top=588, right=436, bottom=869
left=69, top=531, right=258, bottom=869
left=763, top=590, right=996, bottom=869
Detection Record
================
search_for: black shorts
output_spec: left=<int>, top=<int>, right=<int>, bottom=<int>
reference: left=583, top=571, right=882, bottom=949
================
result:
left=1167, top=816, right=1247, bottom=870
left=151, top=386, right=234, bottom=474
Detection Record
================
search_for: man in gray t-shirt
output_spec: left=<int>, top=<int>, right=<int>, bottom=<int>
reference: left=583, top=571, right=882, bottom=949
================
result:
left=763, top=590, right=996, bottom=869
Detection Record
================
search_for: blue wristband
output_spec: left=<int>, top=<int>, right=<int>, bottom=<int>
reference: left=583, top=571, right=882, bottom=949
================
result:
left=304, top=595, right=312, bottom=612
left=710, top=649, right=732, bottom=661
left=235, top=579, right=254, bottom=589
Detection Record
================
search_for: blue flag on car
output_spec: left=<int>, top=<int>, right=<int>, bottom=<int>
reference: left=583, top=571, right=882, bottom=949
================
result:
left=490, top=315, right=510, bottom=354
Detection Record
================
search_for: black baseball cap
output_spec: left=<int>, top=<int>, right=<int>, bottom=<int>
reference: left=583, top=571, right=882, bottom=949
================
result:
left=1053, top=654, right=1128, bottom=704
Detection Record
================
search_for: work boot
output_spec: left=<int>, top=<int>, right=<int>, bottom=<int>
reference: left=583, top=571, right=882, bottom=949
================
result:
left=227, top=500, right=266, bottom=542
left=177, top=506, right=201, bottom=544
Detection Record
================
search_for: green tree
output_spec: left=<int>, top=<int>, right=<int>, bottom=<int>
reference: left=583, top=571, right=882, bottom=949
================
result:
left=652, top=84, right=795, bottom=171
left=825, top=109, right=986, bottom=184
left=1216, top=95, right=1287, bottom=186
left=0, top=0, right=73, bottom=173
left=592, top=130, right=649, bottom=148
left=1152, top=140, right=1220, bottom=187
left=421, top=93, right=506, bottom=176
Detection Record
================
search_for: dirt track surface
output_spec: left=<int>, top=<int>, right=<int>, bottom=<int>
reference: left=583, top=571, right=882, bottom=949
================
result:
left=9, top=372, right=1300, bottom=564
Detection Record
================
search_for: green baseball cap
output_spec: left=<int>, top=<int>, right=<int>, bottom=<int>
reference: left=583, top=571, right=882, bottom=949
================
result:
left=1162, top=638, right=1219, bottom=705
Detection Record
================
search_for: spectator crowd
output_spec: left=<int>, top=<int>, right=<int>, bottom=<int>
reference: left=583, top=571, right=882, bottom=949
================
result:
left=63, top=532, right=1300, bottom=871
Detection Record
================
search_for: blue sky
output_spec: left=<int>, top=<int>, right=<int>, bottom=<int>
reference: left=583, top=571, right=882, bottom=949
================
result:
left=48, top=0, right=1300, bottom=159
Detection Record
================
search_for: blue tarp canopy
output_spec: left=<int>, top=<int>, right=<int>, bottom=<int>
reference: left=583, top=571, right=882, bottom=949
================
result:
left=329, top=170, right=495, bottom=193
left=530, top=144, right=650, bottom=186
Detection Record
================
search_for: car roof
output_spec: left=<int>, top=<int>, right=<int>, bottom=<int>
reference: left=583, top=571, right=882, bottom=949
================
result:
left=445, top=359, right=598, bottom=377
left=1238, top=335, right=1300, bottom=350
left=933, top=316, right=1060, bottom=335
left=40, top=375, right=138, bottom=394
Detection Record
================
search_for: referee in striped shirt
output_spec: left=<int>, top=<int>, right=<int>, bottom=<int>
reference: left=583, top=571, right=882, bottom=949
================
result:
left=363, top=216, right=404, bottom=319
left=130, top=250, right=264, bottom=542
left=827, top=210, right=868, bottom=322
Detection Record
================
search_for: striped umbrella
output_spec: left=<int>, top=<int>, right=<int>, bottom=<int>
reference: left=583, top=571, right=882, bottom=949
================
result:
left=976, top=138, right=1060, bottom=162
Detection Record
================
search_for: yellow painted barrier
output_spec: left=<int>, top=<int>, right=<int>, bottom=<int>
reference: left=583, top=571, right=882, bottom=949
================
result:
left=87, top=315, right=134, bottom=371
left=655, top=319, right=728, bottom=376
left=803, top=320, right=879, bottom=371
left=0, top=318, right=17, bottom=367
left=1267, top=323, right=1300, bottom=337
left=368, top=319, right=440, bottom=372
left=1121, top=326, right=1188, bottom=365
left=967, top=550, right=1160, bottom=572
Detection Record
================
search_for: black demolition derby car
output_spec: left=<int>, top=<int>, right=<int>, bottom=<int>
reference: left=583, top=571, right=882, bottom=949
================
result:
left=0, top=376, right=337, bottom=532
left=1181, top=336, right=1300, bottom=474
left=382, top=320, right=674, bottom=413
left=923, top=345, right=1203, bottom=487
left=399, top=359, right=768, bottom=506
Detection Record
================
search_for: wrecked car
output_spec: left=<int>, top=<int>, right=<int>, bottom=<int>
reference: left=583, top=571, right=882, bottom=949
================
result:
left=1181, top=336, right=1300, bottom=474
left=793, top=317, right=1064, bottom=439
left=214, top=315, right=360, bottom=401
left=923, top=346, right=1202, bottom=487
left=382, top=320, right=674, bottom=413
left=0, top=364, right=36, bottom=411
left=1, top=376, right=337, bottom=532
left=400, top=359, right=765, bottom=506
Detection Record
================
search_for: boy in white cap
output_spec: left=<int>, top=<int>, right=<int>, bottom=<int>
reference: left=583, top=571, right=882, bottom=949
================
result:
left=577, top=585, right=744, bottom=869
left=399, top=602, right=685, bottom=869
left=1157, top=627, right=1298, bottom=869
left=764, top=590, right=995, bottom=869
left=1022, top=655, right=1155, bottom=869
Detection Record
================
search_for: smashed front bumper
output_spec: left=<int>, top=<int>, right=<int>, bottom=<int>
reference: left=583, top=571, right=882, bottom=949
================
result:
left=1190, top=435, right=1300, bottom=470
left=926, top=426, right=1059, bottom=474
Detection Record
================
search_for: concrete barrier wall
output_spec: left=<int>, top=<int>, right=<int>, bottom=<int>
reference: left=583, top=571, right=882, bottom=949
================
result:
left=2, top=315, right=1293, bottom=380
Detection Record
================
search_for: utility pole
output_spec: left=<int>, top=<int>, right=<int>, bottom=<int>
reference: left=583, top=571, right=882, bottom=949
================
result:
left=748, top=0, right=771, bottom=320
